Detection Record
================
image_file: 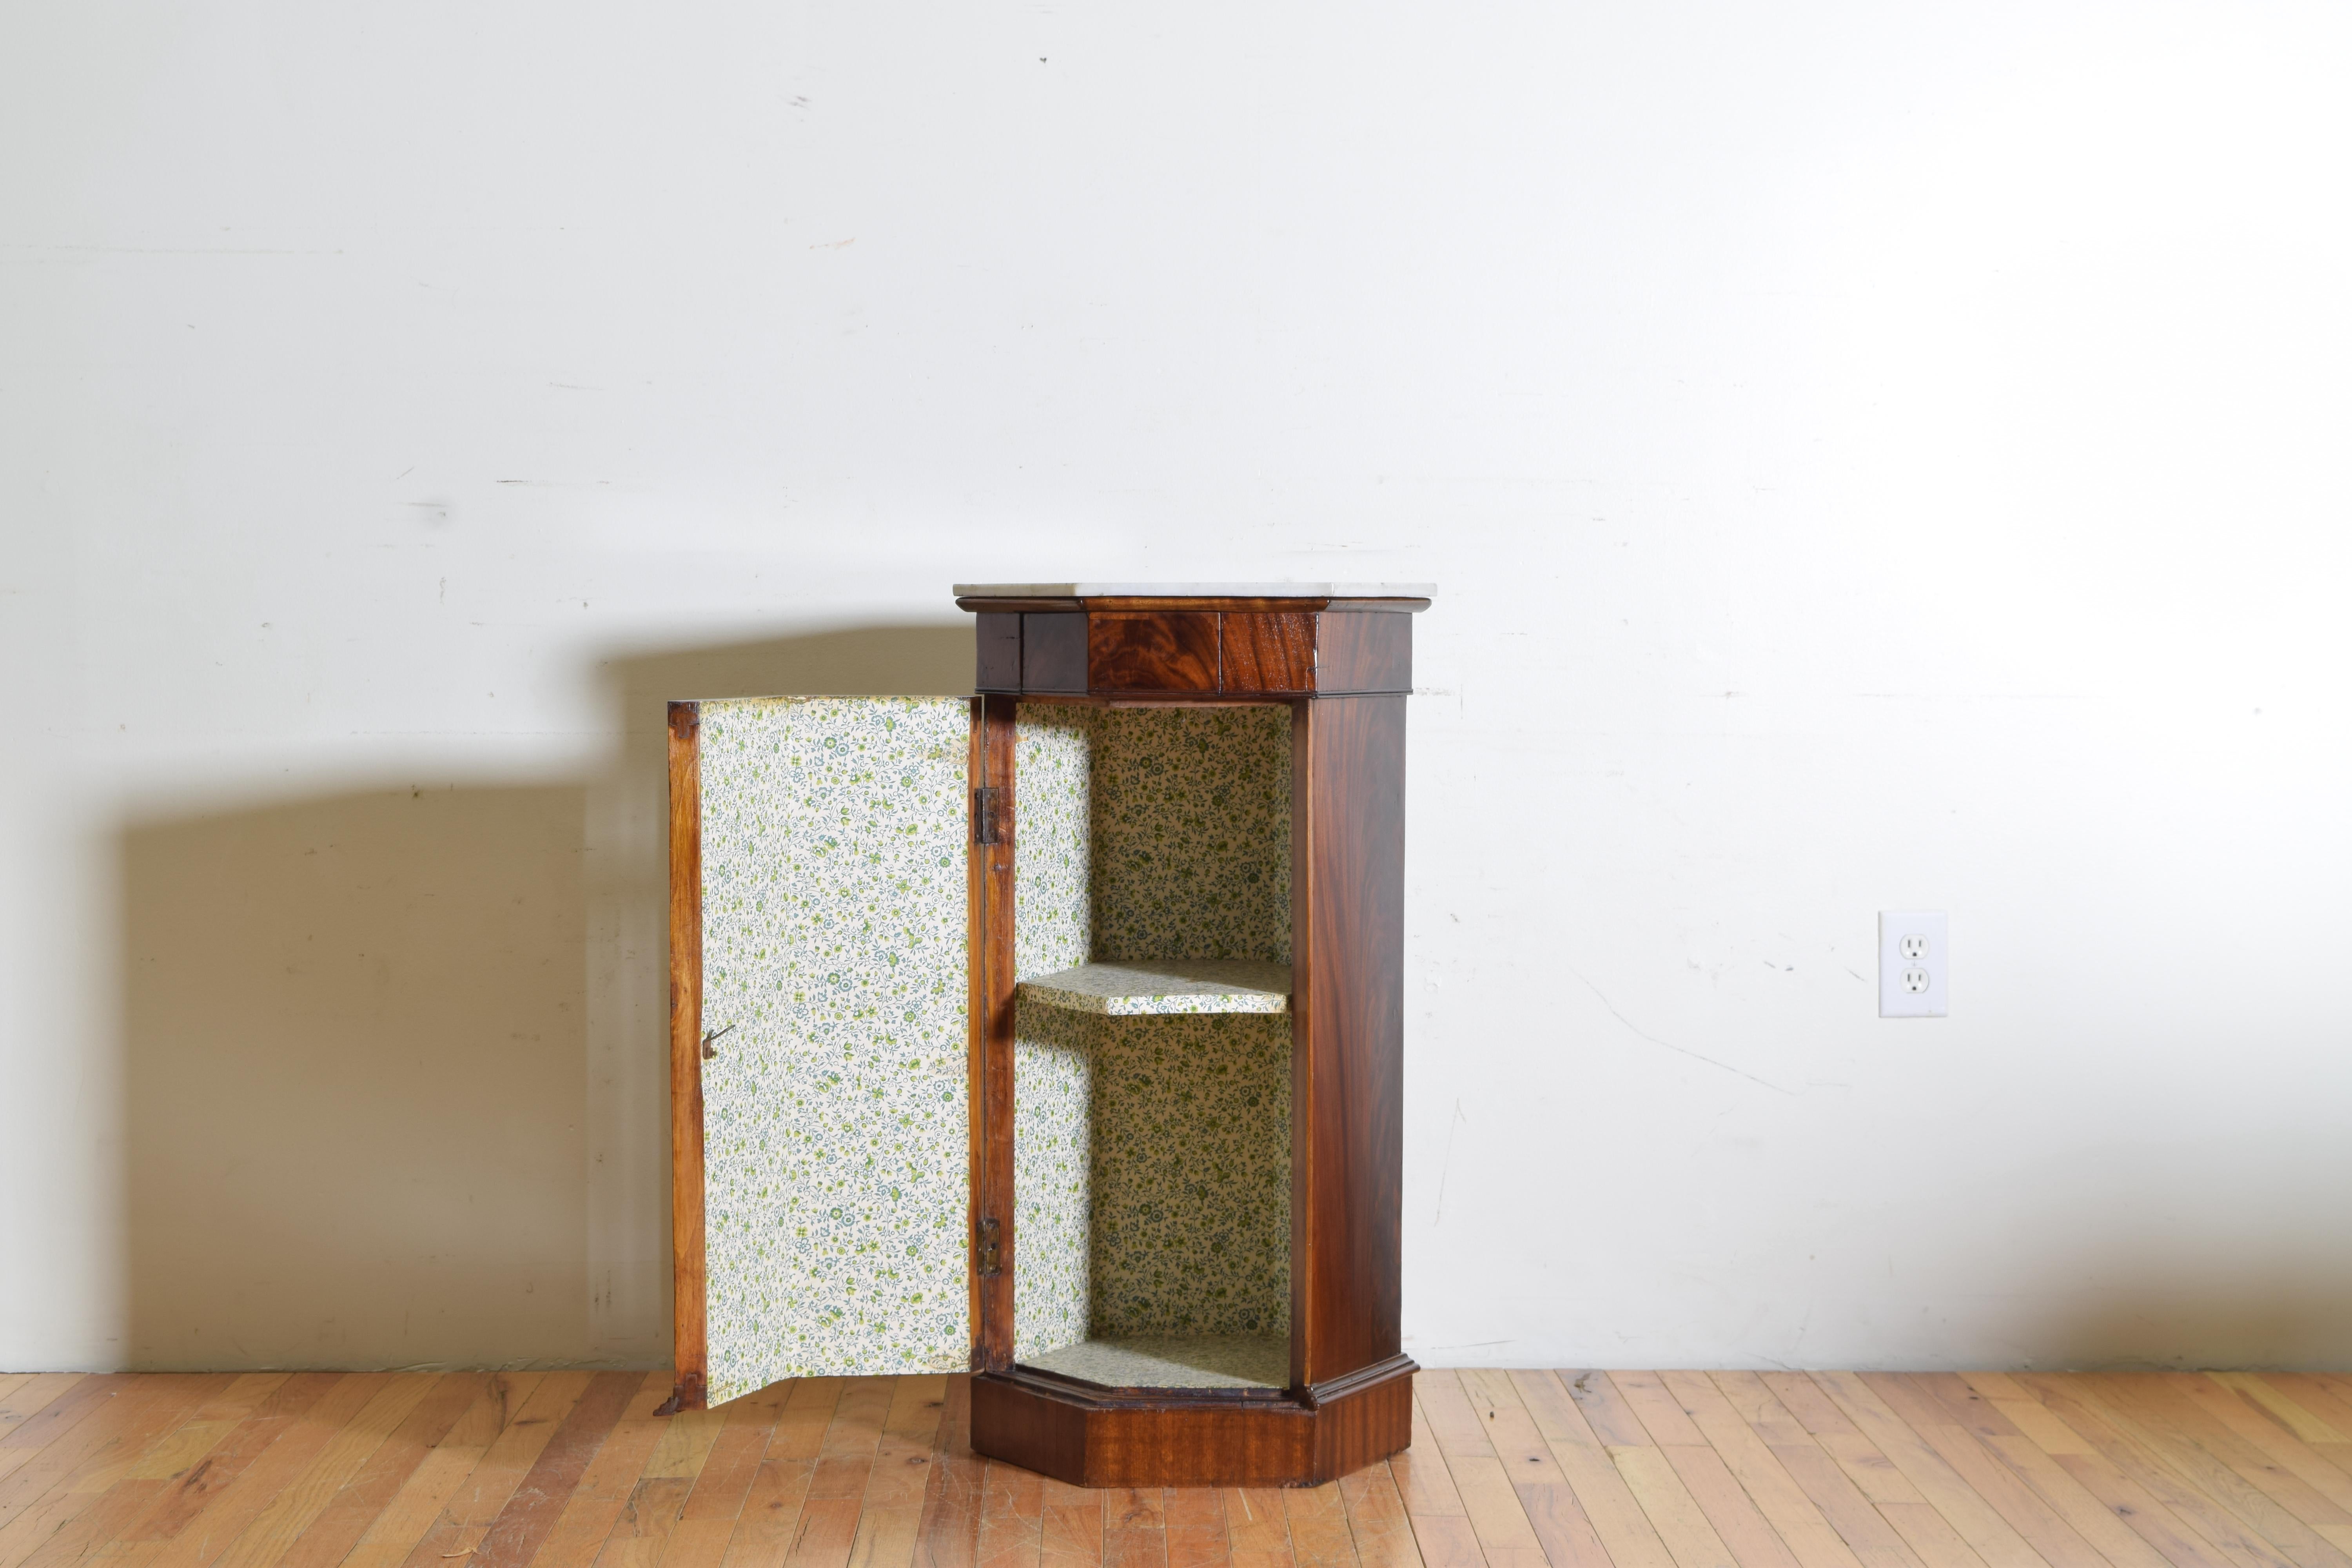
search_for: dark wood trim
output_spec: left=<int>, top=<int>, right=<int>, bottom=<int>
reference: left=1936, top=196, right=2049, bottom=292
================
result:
left=1012, top=694, right=1288, bottom=710
left=1021, top=613, right=1088, bottom=693
left=969, top=1360, right=1412, bottom=1487
left=970, top=695, right=1020, bottom=1371
left=664, top=701, right=707, bottom=1414
left=1305, top=1352, right=1418, bottom=1408
left=996, top=1365, right=1290, bottom=1405
left=964, top=608, right=1419, bottom=697
left=956, top=595, right=1432, bottom=615
left=1291, top=695, right=1407, bottom=1388
left=975, top=613, right=1022, bottom=691
left=1288, top=697, right=1315, bottom=1397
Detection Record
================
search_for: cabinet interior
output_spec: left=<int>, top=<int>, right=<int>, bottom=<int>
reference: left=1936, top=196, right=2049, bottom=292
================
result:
left=1010, top=702, right=1294, bottom=1388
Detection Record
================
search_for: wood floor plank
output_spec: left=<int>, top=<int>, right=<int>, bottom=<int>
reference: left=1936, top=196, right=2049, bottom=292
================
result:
left=1100, top=1488, right=1165, bottom=1568
left=2230, top=1381, right=2352, bottom=1449
left=1561, top=1374, right=1653, bottom=1452
left=975, top=1463, right=1044, bottom=1568
left=2, top=1377, right=233, bottom=1568
left=2069, top=1377, right=2352, bottom=1568
left=1811, top=1373, right=2044, bottom=1568
left=2162, top=1379, right=2352, bottom=1514
left=1743, top=1385, right=1974, bottom=1568
left=1662, top=1372, right=1862, bottom=1568
left=1160, top=1486, right=1223, bottom=1568
left=187, top=1375, right=441, bottom=1568
left=600, top=1479, right=697, bottom=1568
left=1613, top=1445, right=1740, bottom=1568
left=1614, top=1376, right=1709, bottom=1450
left=1863, top=1376, right=2113, bottom=1568
left=1445, top=1453, right=1547, bottom=1566
left=1396, top=1401, right=1467, bottom=1521
left=1660, top=1445, right=1806, bottom=1568
left=99, top=1374, right=344, bottom=1552
left=867, top=1381, right=948, bottom=1515
left=0, top=1377, right=114, bottom=1485
left=533, top=1377, right=700, bottom=1568
left=1520, top=1374, right=1680, bottom=1568
left=0, top=1376, right=160, bottom=1516
left=1461, top=1367, right=1606, bottom=1568
left=338, top=1374, right=546, bottom=1568
left=14, top=1365, right=2352, bottom=1568
left=851, top=1502, right=928, bottom=1568
left=1460, top=1371, right=1570, bottom=1488
left=912, top=1380, right=982, bottom=1568
left=1766, top=1441, right=1938, bottom=1568
left=1707, top=1376, right=1814, bottom=1451
left=1038, top=1477, right=1103, bottom=1568
left=1287, top=1483, right=1359, bottom=1568
left=143, top=1374, right=391, bottom=1568
left=2013, top=1376, right=2305, bottom=1568
left=276, top=1374, right=495, bottom=1568
left=1422, top=1374, right=1544, bottom=1567
left=1419, top=1374, right=1499, bottom=1463
left=1223, top=1488, right=1292, bottom=1568
left=468, top=1370, right=644, bottom=1568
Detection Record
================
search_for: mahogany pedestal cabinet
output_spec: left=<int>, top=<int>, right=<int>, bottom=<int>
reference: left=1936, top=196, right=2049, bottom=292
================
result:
left=666, top=583, right=1432, bottom=1488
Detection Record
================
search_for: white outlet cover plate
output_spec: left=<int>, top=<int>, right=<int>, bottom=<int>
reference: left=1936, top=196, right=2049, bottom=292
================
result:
left=1880, top=911, right=1948, bottom=1018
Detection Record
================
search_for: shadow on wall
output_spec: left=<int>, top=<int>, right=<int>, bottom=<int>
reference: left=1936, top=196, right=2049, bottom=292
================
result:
left=121, top=622, right=973, bottom=1371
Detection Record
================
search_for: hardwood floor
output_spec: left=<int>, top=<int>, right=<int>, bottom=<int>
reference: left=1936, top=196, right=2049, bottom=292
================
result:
left=5, top=1369, right=2352, bottom=1568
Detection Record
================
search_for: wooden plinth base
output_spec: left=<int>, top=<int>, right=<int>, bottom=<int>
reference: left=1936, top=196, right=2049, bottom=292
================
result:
left=969, top=1357, right=1416, bottom=1489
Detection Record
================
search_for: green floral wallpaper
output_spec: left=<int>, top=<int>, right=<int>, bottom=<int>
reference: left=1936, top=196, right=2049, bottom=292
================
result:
left=1091, top=707, right=1292, bottom=965
left=1010, top=704, right=1292, bottom=1360
left=697, top=695, right=972, bottom=1403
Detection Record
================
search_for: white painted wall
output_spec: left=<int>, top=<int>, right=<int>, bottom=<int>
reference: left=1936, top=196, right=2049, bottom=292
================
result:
left=5, top=0, right=2351, bottom=1373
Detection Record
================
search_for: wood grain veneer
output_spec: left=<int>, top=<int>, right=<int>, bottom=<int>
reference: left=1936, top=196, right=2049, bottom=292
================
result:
left=1220, top=613, right=1319, bottom=693
left=970, top=695, right=1018, bottom=1371
left=1088, top=612, right=1220, bottom=691
left=1291, top=694, right=1406, bottom=1387
left=1022, top=613, right=1088, bottom=693
left=975, top=613, right=1022, bottom=692
left=969, top=1362, right=1413, bottom=1488
left=664, top=701, right=707, bottom=1414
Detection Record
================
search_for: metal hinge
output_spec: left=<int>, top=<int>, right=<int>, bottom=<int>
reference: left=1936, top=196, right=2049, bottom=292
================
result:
left=975, top=1215, right=1002, bottom=1277
left=973, top=787, right=1006, bottom=845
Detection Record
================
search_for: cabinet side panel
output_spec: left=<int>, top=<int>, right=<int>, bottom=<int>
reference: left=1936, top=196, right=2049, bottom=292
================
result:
left=1294, top=695, right=1407, bottom=1385
left=668, top=703, right=707, bottom=1410
left=697, top=695, right=973, bottom=1399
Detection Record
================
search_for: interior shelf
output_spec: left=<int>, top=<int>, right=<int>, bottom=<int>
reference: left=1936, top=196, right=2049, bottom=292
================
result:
left=1016, top=959, right=1290, bottom=1015
left=1022, top=1332, right=1288, bottom=1390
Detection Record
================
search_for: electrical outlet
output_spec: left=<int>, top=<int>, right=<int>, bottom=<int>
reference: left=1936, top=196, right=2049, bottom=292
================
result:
left=1880, top=911, right=1947, bottom=1018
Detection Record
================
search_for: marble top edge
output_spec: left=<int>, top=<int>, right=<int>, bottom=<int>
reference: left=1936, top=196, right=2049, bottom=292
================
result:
left=952, top=581, right=1436, bottom=598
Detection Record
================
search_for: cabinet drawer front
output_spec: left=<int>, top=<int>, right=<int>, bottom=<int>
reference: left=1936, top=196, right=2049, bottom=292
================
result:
left=1087, top=612, right=1219, bottom=691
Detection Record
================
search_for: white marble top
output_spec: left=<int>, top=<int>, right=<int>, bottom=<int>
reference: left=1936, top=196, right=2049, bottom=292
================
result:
left=1016, top=959, right=1292, bottom=1015
left=953, top=581, right=1434, bottom=599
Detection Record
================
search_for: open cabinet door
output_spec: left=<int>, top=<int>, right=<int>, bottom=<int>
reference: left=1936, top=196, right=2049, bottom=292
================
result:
left=670, top=695, right=975, bottom=1408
